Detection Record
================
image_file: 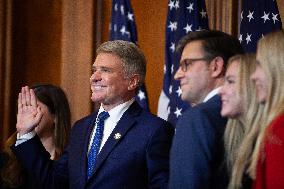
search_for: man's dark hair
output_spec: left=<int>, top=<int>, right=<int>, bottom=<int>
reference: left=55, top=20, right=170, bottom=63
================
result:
left=177, top=30, right=244, bottom=68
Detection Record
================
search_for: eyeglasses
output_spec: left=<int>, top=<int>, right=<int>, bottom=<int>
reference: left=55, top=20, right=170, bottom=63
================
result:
left=179, top=58, right=210, bottom=72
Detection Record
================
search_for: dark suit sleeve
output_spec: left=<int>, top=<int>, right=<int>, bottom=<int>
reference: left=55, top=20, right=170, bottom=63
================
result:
left=146, top=121, right=174, bottom=189
left=11, top=135, right=69, bottom=189
left=169, top=105, right=226, bottom=189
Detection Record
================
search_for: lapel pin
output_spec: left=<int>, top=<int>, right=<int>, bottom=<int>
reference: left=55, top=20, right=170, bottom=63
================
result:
left=114, top=133, right=122, bottom=140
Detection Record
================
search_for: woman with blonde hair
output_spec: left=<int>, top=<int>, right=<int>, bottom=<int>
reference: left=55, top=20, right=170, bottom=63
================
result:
left=220, top=54, right=263, bottom=189
left=0, top=84, right=71, bottom=189
left=250, top=29, right=284, bottom=189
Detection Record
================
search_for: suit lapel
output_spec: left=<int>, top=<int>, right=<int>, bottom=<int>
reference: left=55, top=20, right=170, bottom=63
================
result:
left=90, top=102, right=142, bottom=177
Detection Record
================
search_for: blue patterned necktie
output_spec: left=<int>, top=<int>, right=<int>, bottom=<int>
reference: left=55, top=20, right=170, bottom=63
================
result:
left=87, top=111, right=109, bottom=179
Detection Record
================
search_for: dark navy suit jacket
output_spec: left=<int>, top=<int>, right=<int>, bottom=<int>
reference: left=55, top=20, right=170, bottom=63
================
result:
left=169, top=95, right=228, bottom=189
left=12, top=101, right=174, bottom=189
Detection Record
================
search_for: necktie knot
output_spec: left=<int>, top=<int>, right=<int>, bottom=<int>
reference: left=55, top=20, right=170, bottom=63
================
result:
left=98, top=111, right=109, bottom=122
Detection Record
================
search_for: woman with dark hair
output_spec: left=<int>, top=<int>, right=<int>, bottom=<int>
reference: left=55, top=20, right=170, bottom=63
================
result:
left=0, top=84, right=71, bottom=189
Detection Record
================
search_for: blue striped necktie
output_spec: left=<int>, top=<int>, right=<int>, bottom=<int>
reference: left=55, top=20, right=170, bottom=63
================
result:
left=87, top=111, right=109, bottom=179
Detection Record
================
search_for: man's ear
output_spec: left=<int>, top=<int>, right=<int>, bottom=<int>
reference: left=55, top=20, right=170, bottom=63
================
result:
left=209, top=56, right=225, bottom=78
left=128, top=74, right=140, bottom=90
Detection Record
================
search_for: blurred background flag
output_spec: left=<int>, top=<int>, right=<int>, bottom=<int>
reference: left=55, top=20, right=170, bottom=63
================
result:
left=158, top=0, right=209, bottom=126
left=239, top=0, right=282, bottom=52
left=110, top=0, right=149, bottom=110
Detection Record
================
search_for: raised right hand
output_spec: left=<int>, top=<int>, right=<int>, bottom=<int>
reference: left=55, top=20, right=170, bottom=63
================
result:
left=16, top=86, right=43, bottom=136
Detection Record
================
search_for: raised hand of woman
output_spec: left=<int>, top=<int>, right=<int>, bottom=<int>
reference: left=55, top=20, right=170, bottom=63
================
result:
left=16, top=86, right=43, bottom=136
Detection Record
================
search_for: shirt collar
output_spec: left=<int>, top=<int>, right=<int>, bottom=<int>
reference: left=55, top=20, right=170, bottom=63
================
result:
left=203, top=87, right=221, bottom=102
left=98, top=98, right=135, bottom=120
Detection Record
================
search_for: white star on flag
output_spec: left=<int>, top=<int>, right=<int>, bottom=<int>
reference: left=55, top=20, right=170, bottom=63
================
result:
left=246, top=33, right=252, bottom=44
left=120, top=5, right=125, bottom=15
left=241, top=11, right=243, bottom=21
left=247, top=10, right=254, bottom=22
left=114, top=3, right=118, bottom=11
left=174, top=107, right=182, bottom=118
left=187, top=3, right=194, bottom=13
left=184, top=24, right=193, bottom=33
left=239, top=34, right=243, bottom=43
left=120, top=25, right=127, bottom=35
left=261, top=11, right=270, bottom=23
left=176, top=86, right=182, bottom=97
left=168, top=0, right=175, bottom=10
left=175, top=0, right=179, bottom=10
left=169, top=85, right=173, bottom=94
left=137, top=90, right=146, bottom=100
left=272, top=13, right=279, bottom=24
left=127, top=12, right=134, bottom=21
left=170, top=42, right=175, bottom=53
left=200, top=9, right=207, bottom=18
left=168, top=21, right=178, bottom=31
left=171, top=65, right=174, bottom=74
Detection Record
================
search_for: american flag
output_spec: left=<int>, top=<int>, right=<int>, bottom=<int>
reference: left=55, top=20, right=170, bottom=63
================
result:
left=158, top=0, right=209, bottom=126
left=239, top=0, right=282, bottom=52
left=109, top=0, right=149, bottom=110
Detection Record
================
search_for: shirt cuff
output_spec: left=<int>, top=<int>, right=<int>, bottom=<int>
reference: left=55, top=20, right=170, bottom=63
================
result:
left=15, top=131, right=36, bottom=146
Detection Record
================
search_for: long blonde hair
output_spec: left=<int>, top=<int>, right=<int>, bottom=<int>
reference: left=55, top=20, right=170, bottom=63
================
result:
left=224, top=54, right=264, bottom=189
left=249, top=29, right=284, bottom=179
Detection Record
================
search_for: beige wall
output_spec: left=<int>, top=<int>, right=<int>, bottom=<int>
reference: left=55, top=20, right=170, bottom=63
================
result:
left=0, top=0, right=95, bottom=148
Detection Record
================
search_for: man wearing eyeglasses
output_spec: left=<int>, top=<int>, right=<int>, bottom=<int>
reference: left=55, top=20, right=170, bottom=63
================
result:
left=169, top=30, right=243, bottom=189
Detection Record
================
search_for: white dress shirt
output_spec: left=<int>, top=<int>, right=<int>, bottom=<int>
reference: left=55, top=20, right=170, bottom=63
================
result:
left=88, top=98, right=135, bottom=153
left=203, top=87, right=221, bottom=102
